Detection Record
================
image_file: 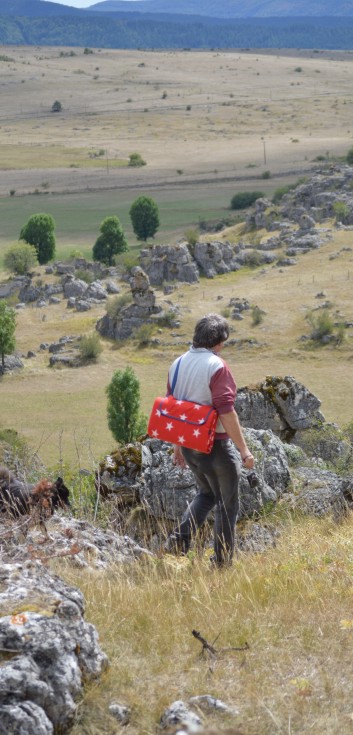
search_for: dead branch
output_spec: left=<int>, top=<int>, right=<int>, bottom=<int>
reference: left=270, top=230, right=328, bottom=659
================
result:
left=192, top=629, right=249, bottom=657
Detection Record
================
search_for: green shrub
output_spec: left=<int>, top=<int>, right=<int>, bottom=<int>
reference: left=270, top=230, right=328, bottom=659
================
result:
left=184, top=228, right=199, bottom=246
left=4, top=242, right=38, bottom=275
left=78, top=333, right=103, bottom=362
left=261, top=170, right=271, bottom=179
left=134, top=322, right=155, bottom=346
left=333, top=201, right=350, bottom=224
left=307, top=309, right=334, bottom=342
left=251, top=305, right=265, bottom=326
left=157, top=310, right=176, bottom=328
left=272, top=179, right=307, bottom=204
left=106, top=366, right=146, bottom=444
left=106, top=292, right=132, bottom=318
left=75, top=269, right=94, bottom=284
left=243, top=251, right=262, bottom=268
left=128, top=152, right=146, bottom=167
left=230, top=191, right=264, bottom=210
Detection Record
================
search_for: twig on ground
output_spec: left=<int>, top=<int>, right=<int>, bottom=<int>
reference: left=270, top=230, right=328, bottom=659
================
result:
left=192, top=628, right=250, bottom=657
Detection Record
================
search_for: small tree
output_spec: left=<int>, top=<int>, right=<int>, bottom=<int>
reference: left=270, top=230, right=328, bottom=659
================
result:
left=20, top=213, right=56, bottom=265
left=129, top=195, right=160, bottom=242
left=0, top=301, right=16, bottom=370
left=51, top=100, right=62, bottom=113
left=106, top=367, right=146, bottom=444
left=230, top=191, right=264, bottom=210
left=4, top=242, right=38, bottom=275
left=93, top=216, right=128, bottom=266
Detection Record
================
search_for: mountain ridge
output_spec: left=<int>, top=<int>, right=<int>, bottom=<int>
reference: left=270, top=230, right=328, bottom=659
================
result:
left=90, top=0, right=353, bottom=19
left=1, top=0, right=353, bottom=48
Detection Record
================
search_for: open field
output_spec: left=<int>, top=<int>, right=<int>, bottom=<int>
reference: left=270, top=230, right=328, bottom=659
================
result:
left=1, top=45, right=353, bottom=467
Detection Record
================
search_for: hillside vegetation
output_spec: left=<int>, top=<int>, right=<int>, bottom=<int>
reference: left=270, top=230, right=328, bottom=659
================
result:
left=1, top=8, right=353, bottom=48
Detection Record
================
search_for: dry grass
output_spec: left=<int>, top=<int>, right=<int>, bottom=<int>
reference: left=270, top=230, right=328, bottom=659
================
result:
left=1, top=46, right=353, bottom=198
left=0, top=227, right=352, bottom=467
left=56, top=511, right=353, bottom=735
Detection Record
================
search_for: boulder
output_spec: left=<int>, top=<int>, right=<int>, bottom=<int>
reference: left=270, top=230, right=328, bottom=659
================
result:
left=0, top=562, right=108, bottom=735
left=235, top=376, right=324, bottom=438
left=0, top=355, right=24, bottom=374
left=96, top=267, right=163, bottom=342
left=139, top=244, right=199, bottom=285
left=193, top=241, right=240, bottom=278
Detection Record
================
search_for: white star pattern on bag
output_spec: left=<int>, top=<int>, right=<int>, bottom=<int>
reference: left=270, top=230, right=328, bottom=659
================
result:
left=193, top=404, right=201, bottom=410
left=193, top=429, right=200, bottom=437
left=152, top=430, right=159, bottom=437
left=176, top=400, right=183, bottom=405
left=180, top=413, right=187, bottom=420
left=166, top=422, right=173, bottom=431
left=156, top=409, right=161, bottom=416
left=178, top=435, right=185, bottom=444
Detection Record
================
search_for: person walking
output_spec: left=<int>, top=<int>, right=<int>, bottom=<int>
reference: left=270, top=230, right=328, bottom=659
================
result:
left=165, top=313, right=254, bottom=566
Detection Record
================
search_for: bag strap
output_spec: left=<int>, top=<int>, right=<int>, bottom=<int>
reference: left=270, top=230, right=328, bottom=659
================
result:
left=169, top=356, right=183, bottom=396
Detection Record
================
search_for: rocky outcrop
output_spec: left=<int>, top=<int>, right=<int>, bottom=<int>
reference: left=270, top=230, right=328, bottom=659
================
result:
left=139, top=243, right=199, bottom=285
left=286, top=467, right=353, bottom=519
left=96, top=266, right=166, bottom=341
left=280, top=165, right=353, bottom=223
left=0, top=355, right=24, bottom=374
left=235, top=376, right=324, bottom=439
left=0, top=562, right=108, bottom=735
left=193, top=241, right=240, bottom=278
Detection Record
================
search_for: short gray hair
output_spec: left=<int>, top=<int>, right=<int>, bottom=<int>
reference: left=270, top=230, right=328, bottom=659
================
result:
left=192, top=313, right=230, bottom=349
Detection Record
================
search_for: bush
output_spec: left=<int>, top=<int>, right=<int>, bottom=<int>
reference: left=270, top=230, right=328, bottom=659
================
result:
left=271, top=179, right=307, bottom=204
left=261, top=170, right=271, bottom=179
left=134, top=323, right=155, bottom=346
left=128, top=153, right=146, bottom=167
left=230, top=191, right=264, bottom=210
left=243, top=251, right=262, bottom=269
left=184, top=228, right=199, bottom=246
left=333, top=201, right=350, bottom=224
left=4, top=242, right=38, bottom=275
left=106, top=293, right=132, bottom=318
left=251, top=305, right=264, bottom=326
left=307, top=309, right=334, bottom=342
left=106, top=366, right=146, bottom=444
left=78, top=333, right=103, bottom=362
left=51, top=100, right=62, bottom=113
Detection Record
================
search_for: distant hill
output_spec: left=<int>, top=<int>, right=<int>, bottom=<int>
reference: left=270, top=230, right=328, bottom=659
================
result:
left=2, top=0, right=353, bottom=48
left=0, top=0, right=82, bottom=16
left=91, top=0, right=353, bottom=18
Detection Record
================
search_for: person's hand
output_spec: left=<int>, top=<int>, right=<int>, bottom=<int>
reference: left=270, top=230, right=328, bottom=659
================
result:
left=242, top=453, right=254, bottom=470
left=173, top=445, right=187, bottom=469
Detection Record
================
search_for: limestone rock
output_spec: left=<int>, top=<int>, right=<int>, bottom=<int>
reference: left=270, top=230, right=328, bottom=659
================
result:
left=0, top=562, right=108, bottom=735
left=193, top=241, right=240, bottom=278
left=140, top=244, right=199, bottom=285
left=235, top=376, right=324, bottom=437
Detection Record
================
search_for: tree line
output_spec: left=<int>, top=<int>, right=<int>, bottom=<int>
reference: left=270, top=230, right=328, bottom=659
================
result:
left=4, top=195, right=160, bottom=273
left=2, top=14, right=353, bottom=49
